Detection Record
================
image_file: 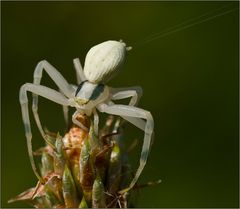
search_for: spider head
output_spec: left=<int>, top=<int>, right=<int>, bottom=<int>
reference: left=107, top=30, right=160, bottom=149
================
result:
left=83, top=40, right=131, bottom=84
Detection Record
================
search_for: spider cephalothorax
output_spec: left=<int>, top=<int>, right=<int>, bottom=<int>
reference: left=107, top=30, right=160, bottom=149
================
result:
left=73, top=81, right=109, bottom=110
left=19, top=40, right=154, bottom=194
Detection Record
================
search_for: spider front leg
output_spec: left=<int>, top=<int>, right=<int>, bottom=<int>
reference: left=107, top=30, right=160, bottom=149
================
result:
left=97, top=103, right=154, bottom=193
left=32, top=60, right=75, bottom=139
left=19, top=83, right=70, bottom=182
left=72, top=111, right=89, bottom=132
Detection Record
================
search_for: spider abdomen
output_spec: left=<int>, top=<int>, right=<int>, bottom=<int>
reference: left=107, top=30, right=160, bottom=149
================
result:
left=83, top=40, right=127, bottom=84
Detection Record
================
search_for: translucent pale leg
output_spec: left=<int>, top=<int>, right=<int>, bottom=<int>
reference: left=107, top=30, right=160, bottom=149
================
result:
left=72, top=111, right=89, bottom=132
left=108, top=101, right=145, bottom=131
left=110, top=87, right=145, bottom=131
left=111, top=86, right=143, bottom=106
left=61, top=85, right=77, bottom=128
left=97, top=103, right=154, bottom=193
left=19, top=83, right=70, bottom=182
left=93, top=108, right=99, bottom=136
left=63, top=105, right=69, bottom=128
left=32, top=60, right=74, bottom=140
left=121, top=114, right=146, bottom=131
left=73, top=58, right=86, bottom=84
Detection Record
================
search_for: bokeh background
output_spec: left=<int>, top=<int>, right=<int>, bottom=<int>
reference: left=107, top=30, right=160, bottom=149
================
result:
left=1, top=1, right=239, bottom=208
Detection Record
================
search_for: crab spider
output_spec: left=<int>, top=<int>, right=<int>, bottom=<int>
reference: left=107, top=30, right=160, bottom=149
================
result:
left=19, top=40, right=154, bottom=193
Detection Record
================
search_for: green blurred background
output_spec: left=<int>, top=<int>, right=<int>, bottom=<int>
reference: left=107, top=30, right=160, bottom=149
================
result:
left=1, top=1, right=239, bottom=208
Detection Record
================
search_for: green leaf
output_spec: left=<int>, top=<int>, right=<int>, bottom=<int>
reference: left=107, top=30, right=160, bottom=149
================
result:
left=62, top=165, right=79, bottom=208
left=41, top=152, right=54, bottom=177
left=92, top=175, right=106, bottom=208
left=80, top=138, right=95, bottom=205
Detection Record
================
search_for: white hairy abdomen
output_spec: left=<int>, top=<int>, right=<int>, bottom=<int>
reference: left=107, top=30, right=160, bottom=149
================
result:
left=83, top=40, right=126, bottom=83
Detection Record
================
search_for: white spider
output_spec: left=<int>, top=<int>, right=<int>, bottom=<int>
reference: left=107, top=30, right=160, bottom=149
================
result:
left=19, top=40, right=154, bottom=193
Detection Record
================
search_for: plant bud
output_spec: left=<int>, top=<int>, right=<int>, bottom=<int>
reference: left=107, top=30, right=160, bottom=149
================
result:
left=92, top=175, right=106, bottom=208
left=62, top=165, right=79, bottom=208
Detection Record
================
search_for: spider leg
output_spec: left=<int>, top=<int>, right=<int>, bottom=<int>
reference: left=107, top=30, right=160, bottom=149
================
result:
left=73, top=58, right=86, bottom=84
left=108, top=101, right=146, bottom=131
left=93, top=108, right=99, bottom=136
left=72, top=111, right=89, bottom=132
left=110, top=87, right=144, bottom=130
left=110, top=87, right=145, bottom=131
left=32, top=60, right=75, bottom=140
left=33, top=60, right=74, bottom=96
left=110, top=86, right=143, bottom=106
left=62, top=105, right=69, bottom=129
left=61, top=84, right=77, bottom=129
left=97, top=103, right=154, bottom=193
left=19, top=83, right=70, bottom=182
left=121, top=115, right=146, bottom=131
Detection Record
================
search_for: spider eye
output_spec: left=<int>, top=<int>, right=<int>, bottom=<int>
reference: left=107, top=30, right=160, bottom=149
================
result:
left=84, top=40, right=129, bottom=84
